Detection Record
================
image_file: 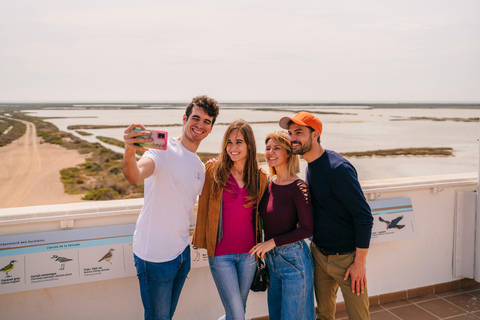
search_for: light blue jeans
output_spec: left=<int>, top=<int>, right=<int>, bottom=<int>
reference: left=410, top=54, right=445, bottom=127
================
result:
left=208, top=253, right=257, bottom=320
left=266, top=240, right=315, bottom=320
left=134, top=245, right=191, bottom=320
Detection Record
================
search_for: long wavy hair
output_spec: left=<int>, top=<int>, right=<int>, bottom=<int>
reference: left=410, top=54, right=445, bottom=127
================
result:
left=213, top=119, right=262, bottom=207
left=265, top=131, right=300, bottom=177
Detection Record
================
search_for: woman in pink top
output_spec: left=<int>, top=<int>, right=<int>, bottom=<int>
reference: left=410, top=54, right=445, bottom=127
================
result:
left=193, top=120, right=268, bottom=320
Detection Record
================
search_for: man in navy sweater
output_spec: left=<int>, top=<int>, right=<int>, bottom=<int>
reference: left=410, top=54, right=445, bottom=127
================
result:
left=279, top=112, right=373, bottom=320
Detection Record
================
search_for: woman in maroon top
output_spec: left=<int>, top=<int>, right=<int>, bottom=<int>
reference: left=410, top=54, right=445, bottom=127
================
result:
left=250, top=131, right=315, bottom=320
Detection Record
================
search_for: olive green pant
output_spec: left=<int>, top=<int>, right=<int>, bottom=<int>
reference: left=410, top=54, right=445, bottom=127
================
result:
left=310, top=243, right=370, bottom=320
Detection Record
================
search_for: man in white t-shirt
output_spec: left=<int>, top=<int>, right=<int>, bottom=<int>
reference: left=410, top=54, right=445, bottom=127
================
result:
left=123, top=96, right=220, bottom=320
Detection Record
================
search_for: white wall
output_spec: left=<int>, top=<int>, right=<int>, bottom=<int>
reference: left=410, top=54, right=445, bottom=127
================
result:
left=363, top=173, right=477, bottom=295
left=0, top=173, right=476, bottom=320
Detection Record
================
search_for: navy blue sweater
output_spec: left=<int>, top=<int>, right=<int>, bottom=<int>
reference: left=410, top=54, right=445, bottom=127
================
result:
left=306, top=150, right=373, bottom=252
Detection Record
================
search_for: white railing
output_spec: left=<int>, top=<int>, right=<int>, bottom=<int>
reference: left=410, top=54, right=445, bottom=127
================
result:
left=0, top=172, right=477, bottom=320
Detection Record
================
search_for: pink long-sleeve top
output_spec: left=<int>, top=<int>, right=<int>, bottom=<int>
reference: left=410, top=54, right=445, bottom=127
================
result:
left=214, top=174, right=256, bottom=256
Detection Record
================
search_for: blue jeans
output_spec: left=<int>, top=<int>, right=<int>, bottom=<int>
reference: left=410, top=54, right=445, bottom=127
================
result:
left=208, top=253, right=257, bottom=320
left=134, top=246, right=191, bottom=320
left=266, top=240, right=315, bottom=320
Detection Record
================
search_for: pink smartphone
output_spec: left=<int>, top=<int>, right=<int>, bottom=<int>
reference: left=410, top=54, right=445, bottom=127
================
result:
left=133, top=128, right=168, bottom=150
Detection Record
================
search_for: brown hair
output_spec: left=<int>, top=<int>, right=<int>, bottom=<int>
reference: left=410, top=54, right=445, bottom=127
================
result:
left=213, top=119, right=262, bottom=207
left=265, top=131, right=300, bottom=177
left=186, top=95, right=220, bottom=124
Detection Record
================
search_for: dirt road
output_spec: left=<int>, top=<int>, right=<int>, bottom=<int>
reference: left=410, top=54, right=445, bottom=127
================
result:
left=0, top=118, right=86, bottom=209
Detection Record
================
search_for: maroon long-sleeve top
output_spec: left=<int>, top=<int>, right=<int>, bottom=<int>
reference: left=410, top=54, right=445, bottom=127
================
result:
left=259, top=179, right=313, bottom=246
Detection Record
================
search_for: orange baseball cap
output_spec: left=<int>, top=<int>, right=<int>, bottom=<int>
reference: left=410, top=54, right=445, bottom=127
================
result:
left=279, top=112, right=323, bottom=136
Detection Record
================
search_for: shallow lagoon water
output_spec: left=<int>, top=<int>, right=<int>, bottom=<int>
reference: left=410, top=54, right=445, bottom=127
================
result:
left=24, top=106, right=480, bottom=181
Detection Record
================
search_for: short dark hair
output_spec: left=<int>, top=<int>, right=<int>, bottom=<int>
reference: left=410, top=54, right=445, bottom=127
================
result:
left=185, top=95, right=220, bottom=125
left=288, top=120, right=320, bottom=143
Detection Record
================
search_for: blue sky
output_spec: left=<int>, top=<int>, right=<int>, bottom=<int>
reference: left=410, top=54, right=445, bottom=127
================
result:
left=1, top=0, right=479, bottom=103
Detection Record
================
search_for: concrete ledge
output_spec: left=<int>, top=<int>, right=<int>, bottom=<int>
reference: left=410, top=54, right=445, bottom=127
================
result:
left=0, top=198, right=144, bottom=224
left=361, top=172, right=477, bottom=193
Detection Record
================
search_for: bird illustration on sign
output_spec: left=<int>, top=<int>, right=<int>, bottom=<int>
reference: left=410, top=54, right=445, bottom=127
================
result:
left=98, top=248, right=115, bottom=264
left=51, top=255, right=73, bottom=270
left=378, top=215, right=405, bottom=230
left=1, top=260, right=17, bottom=278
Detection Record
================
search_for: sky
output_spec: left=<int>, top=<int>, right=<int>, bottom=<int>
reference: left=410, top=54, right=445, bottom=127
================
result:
left=0, top=0, right=479, bottom=103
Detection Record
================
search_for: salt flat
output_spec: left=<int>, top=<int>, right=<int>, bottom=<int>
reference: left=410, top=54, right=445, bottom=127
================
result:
left=24, top=106, right=480, bottom=181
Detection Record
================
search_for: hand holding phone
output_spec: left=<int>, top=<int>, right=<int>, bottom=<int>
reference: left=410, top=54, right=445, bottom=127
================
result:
left=133, top=128, right=168, bottom=150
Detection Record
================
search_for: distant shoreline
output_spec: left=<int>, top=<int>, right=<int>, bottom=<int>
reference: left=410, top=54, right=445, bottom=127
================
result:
left=1, top=103, right=478, bottom=195
left=1, top=102, right=480, bottom=110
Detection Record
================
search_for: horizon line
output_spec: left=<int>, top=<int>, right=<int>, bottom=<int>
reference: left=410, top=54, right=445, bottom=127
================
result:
left=1, top=101, right=480, bottom=105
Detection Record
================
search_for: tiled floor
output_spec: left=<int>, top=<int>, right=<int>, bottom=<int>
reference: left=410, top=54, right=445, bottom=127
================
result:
left=335, top=285, right=480, bottom=320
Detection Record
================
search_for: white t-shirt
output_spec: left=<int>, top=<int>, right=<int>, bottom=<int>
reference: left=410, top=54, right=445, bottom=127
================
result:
left=133, top=137, right=205, bottom=262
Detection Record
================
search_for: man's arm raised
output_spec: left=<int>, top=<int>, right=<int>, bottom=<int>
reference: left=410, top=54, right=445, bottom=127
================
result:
left=123, top=124, right=155, bottom=184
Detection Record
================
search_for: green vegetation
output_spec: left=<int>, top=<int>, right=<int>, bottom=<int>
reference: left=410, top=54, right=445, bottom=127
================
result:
left=201, top=148, right=452, bottom=162
left=1, top=109, right=145, bottom=200
left=0, top=119, right=10, bottom=134
left=0, top=117, right=26, bottom=147
left=97, top=136, right=144, bottom=156
left=76, top=130, right=93, bottom=136
left=82, top=188, right=120, bottom=200
left=0, top=104, right=464, bottom=201
left=97, top=136, right=125, bottom=148
left=341, top=147, right=453, bottom=158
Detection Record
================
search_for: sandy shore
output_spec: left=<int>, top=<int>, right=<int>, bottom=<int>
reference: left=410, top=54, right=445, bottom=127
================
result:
left=0, top=119, right=87, bottom=209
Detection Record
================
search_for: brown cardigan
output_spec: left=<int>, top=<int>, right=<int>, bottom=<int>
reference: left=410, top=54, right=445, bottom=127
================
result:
left=192, top=162, right=269, bottom=258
